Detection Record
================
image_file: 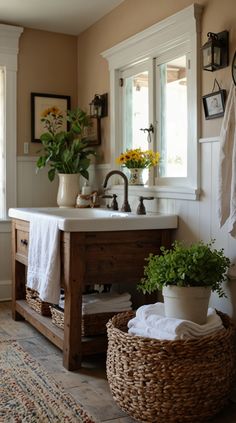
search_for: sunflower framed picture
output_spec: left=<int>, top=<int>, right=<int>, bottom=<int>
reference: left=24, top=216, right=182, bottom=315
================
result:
left=83, top=117, right=101, bottom=146
left=31, top=93, right=71, bottom=142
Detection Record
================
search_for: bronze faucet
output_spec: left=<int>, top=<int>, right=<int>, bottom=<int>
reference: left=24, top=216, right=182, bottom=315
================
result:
left=103, top=170, right=131, bottom=212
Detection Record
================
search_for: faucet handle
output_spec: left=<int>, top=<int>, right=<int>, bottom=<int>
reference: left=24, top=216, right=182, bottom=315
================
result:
left=111, top=194, right=119, bottom=211
left=136, top=196, right=154, bottom=215
left=102, top=193, right=119, bottom=211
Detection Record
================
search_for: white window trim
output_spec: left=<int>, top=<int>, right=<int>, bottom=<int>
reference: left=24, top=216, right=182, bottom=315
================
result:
left=101, top=4, right=203, bottom=200
left=0, top=24, right=23, bottom=225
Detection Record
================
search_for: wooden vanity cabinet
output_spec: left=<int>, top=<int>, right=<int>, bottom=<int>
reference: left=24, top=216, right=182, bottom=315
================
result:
left=11, top=218, right=174, bottom=370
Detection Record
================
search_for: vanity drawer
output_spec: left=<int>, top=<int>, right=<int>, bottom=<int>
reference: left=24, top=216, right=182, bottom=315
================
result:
left=16, top=229, right=29, bottom=259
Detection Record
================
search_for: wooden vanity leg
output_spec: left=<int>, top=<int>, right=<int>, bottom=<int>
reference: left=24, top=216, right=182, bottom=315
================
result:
left=63, top=233, right=85, bottom=370
left=12, top=261, right=26, bottom=320
left=11, top=222, right=25, bottom=321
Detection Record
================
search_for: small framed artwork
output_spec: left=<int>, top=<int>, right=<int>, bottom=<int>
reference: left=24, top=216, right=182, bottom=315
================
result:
left=31, top=93, right=70, bottom=142
left=202, top=90, right=226, bottom=120
left=83, top=117, right=101, bottom=146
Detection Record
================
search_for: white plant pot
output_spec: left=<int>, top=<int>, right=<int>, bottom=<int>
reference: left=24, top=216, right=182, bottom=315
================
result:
left=57, top=173, right=80, bottom=208
left=162, top=285, right=211, bottom=325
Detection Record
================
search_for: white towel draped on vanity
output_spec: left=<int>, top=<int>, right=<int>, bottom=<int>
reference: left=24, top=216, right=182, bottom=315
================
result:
left=128, top=302, right=224, bottom=340
left=217, top=81, right=236, bottom=237
left=27, top=215, right=61, bottom=304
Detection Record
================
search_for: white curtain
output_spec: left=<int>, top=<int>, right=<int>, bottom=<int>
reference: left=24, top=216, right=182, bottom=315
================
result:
left=0, top=68, right=5, bottom=218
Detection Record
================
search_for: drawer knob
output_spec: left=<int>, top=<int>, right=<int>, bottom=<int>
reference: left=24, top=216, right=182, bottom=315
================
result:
left=20, top=239, right=28, bottom=246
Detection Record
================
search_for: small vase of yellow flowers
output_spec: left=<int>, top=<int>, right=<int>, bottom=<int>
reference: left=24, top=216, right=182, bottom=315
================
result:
left=116, top=148, right=160, bottom=185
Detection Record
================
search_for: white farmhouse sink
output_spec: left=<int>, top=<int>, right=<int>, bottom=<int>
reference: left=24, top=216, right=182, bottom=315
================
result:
left=8, top=207, right=178, bottom=232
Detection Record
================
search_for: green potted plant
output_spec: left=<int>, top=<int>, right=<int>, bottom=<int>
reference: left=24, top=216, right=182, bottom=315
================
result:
left=36, top=106, right=96, bottom=207
left=138, top=240, right=231, bottom=324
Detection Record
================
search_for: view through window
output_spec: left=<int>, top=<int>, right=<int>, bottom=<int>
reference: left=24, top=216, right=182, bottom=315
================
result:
left=158, top=55, right=188, bottom=178
left=121, top=55, right=188, bottom=180
left=122, top=70, right=149, bottom=151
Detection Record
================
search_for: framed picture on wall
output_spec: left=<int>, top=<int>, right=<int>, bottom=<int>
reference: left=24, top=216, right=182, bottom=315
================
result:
left=202, top=90, right=226, bottom=120
left=31, top=93, right=71, bottom=142
left=83, top=117, right=101, bottom=146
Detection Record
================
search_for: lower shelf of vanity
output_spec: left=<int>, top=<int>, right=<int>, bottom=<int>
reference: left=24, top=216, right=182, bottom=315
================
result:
left=15, top=300, right=108, bottom=355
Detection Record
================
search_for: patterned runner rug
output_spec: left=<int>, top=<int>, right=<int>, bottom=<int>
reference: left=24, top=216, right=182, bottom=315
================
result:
left=0, top=340, right=95, bottom=422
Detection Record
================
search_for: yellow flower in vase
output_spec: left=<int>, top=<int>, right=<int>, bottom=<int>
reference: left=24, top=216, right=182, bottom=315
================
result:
left=116, top=148, right=160, bottom=185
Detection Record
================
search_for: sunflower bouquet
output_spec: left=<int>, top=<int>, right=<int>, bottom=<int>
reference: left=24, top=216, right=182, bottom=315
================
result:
left=116, top=148, right=160, bottom=169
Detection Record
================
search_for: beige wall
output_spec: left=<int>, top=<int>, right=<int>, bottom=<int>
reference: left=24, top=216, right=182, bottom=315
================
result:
left=77, top=0, right=236, bottom=162
left=17, top=28, right=78, bottom=156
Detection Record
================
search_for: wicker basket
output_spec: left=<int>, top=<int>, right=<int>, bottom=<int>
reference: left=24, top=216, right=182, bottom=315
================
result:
left=26, top=288, right=51, bottom=317
left=106, top=310, right=236, bottom=423
left=50, top=305, right=121, bottom=336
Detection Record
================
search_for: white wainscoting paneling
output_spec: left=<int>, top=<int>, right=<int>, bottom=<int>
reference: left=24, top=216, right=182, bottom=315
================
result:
left=17, top=156, right=58, bottom=207
left=0, top=230, right=12, bottom=299
left=0, top=280, right=11, bottom=301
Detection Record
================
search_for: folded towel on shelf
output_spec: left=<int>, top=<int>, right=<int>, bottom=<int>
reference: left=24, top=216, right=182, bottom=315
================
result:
left=82, top=292, right=131, bottom=304
left=128, top=302, right=224, bottom=340
left=82, top=303, right=132, bottom=315
left=27, top=215, right=61, bottom=304
left=59, top=292, right=132, bottom=315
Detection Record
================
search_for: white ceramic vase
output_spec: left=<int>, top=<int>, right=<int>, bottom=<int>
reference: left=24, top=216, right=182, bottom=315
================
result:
left=162, top=285, right=211, bottom=325
left=57, top=173, right=80, bottom=208
left=128, top=168, right=145, bottom=185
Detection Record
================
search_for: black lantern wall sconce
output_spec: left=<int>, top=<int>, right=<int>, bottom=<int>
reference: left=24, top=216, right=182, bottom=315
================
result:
left=202, top=30, right=229, bottom=72
left=86, top=93, right=108, bottom=146
left=89, top=93, right=108, bottom=118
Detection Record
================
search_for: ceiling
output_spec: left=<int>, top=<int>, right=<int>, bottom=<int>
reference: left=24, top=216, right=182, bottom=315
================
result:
left=0, top=0, right=124, bottom=36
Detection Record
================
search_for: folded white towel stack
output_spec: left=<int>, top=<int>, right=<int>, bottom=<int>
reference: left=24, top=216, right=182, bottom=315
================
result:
left=27, top=215, right=61, bottom=304
left=59, top=292, right=132, bottom=315
left=128, top=302, right=224, bottom=340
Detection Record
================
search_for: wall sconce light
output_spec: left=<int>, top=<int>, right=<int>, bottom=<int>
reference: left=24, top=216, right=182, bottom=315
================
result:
left=202, top=30, right=229, bottom=72
left=89, top=93, right=108, bottom=118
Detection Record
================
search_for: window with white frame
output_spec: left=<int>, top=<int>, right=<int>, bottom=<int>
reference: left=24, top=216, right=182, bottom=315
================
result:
left=102, top=4, right=202, bottom=200
left=120, top=52, right=189, bottom=186
left=0, top=25, right=23, bottom=220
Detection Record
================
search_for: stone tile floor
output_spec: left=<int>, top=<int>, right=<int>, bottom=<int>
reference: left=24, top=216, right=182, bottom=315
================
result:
left=1, top=301, right=236, bottom=423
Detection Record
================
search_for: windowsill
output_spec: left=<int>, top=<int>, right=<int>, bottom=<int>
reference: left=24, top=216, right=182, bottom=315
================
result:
left=111, top=184, right=199, bottom=200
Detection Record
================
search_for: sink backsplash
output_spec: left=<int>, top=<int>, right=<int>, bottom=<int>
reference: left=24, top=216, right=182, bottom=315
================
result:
left=17, top=158, right=162, bottom=215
